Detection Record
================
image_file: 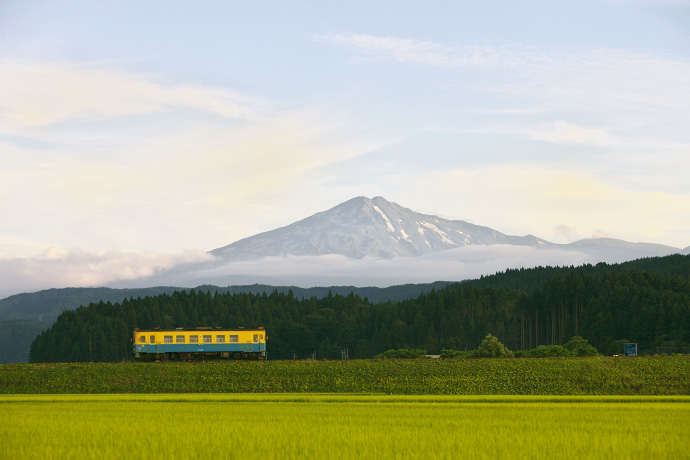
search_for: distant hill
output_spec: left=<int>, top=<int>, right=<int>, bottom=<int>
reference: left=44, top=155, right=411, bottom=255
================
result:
left=0, top=281, right=451, bottom=363
left=0, top=287, right=186, bottom=324
left=0, top=282, right=452, bottom=324
left=0, top=320, right=46, bottom=363
left=29, top=253, right=690, bottom=362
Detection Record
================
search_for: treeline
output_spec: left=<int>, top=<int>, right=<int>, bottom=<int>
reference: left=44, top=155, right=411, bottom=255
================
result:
left=470, top=253, right=690, bottom=293
left=0, top=282, right=452, bottom=324
left=29, top=256, right=690, bottom=362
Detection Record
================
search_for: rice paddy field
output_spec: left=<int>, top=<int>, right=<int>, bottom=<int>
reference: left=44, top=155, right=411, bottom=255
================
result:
left=3, top=358, right=689, bottom=458
left=2, top=394, right=689, bottom=460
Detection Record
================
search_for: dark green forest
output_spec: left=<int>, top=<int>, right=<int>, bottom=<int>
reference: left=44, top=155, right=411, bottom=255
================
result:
left=29, top=254, right=690, bottom=362
left=0, top=282, right=449, bottom=362
left=469, top=253, right=690, bottom=292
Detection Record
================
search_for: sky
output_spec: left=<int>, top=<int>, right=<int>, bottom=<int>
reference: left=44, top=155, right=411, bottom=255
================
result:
left=1, top=1, right=689, bottom=297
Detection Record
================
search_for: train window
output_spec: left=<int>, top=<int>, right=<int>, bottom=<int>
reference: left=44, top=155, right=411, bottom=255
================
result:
left=229, top=335, right=238, bottom=343
left=176, top=335, right=185, bottom=343
left=216, top=335, right=225, bottom=343
left=253, top=334, right=258, bottom=342
left=149, top=335, right=155, bottom=344
left=164, top=335, right=172, bottom=343
left=190, top=335, right=198, bottom=343
left=139, top=336, right=145, bottom=343
left=203, top=335, right=212, bottom=343
left=260, top=334, right=264, bottom=340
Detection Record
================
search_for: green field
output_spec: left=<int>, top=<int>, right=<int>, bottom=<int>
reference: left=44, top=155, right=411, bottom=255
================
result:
left=1, top=394, right=689, bottom=460
left=2, top=356, right=689, bottom=394
left=4, top=359, right=689, bottom=458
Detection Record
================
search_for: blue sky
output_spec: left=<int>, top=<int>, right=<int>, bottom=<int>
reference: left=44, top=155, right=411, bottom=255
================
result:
left=1, top=1, right=689, bottom=295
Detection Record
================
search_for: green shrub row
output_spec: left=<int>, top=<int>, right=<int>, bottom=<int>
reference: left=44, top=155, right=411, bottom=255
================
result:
left=1, top=355, right=689, bottom=395
left=386, top=335, right=599, bottom=359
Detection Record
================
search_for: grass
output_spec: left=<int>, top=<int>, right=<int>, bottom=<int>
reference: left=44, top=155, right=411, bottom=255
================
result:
left=2, top=394, right=689, bottom=459
left=2, top=355, right=689, bottom=394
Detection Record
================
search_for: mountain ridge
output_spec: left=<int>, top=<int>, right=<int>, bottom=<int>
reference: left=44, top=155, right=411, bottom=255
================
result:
left=210, top=196, right=680, bottom=261
left=95, top=195, right=685, bottom=295
left=211, top=196, right=555, bottom=260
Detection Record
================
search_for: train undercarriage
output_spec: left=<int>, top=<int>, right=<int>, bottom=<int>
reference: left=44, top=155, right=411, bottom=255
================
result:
left=136, top=351, right=264, bottom=361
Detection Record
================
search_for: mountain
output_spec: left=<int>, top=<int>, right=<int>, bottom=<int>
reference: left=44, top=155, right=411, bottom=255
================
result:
left=0, top=287, right=187, bottom=324
left=211, top=196, right=554, bottom=260
left=0, top=320, right=47, bottom=363
left=61, top=195, right=685, bottom=294
left=211, top=196, right=679, bottom=261
left=562, top=238, right=682, bottom=261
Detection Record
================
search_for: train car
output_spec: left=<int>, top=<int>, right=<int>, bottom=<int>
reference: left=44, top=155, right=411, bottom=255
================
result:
left=133, top=327, right=266, bottom=361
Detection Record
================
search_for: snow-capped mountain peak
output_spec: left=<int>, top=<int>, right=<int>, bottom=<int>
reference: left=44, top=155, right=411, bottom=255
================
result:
left=211, top=196, right=553, bottom=260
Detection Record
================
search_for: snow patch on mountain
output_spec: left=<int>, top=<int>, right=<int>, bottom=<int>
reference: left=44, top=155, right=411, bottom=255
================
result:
left=420, top=221, right=457, bottom=246
left=373, top=205, right=395, bottom=233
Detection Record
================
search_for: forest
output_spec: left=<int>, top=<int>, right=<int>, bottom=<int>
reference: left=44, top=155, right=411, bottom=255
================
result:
left=29, top=254, right=690, bottom=362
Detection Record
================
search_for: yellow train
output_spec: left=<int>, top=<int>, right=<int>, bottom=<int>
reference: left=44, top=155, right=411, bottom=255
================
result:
left=133, top=327, right=266, bottom=361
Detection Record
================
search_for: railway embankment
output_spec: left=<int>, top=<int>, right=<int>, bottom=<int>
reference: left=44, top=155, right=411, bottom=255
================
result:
left=1, top=355, right=689, bottom=395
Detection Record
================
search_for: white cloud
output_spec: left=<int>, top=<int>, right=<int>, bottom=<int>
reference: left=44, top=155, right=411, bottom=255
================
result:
left=324, top=34, right=533, bottom=69
left=327, top=33, right=690, bottom=225
left=526, top=121, right=620, bottom=148
left=0, top=248, right=214, bottom=298
left=0, top=243, right=612, bottom=298
left=0, top=59, right=387, bottom=253
left=0, top=59, right=272, bottom=132
left=554, top=225, right=582, bottom=243
left=116, top=246, right=596, bottom=291
left=327, top=33, right=690, bottom=149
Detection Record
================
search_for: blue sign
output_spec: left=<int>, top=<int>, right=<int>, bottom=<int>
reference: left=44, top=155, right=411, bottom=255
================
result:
left=624, top=343, right=638, bottom=357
